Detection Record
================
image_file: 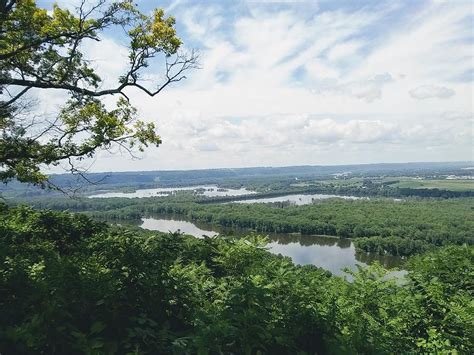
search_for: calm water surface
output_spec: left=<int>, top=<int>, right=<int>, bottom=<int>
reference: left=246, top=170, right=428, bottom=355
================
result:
left=90, top=185, right=367, bottom=207
left=230, top=193, right=365, bottom=205
left=90, top=185, right=255, bottom=198
left=141, top=218, right=218, bottom=238
left=138, top=215, right=404, bottom=276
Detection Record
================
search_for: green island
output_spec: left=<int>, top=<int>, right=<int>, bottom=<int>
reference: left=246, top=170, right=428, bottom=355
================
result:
left=27, top=194, right=473, bottom=257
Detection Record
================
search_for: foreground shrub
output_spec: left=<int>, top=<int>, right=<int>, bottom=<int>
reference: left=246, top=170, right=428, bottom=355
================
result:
left=0, top=205, right=472, bottom=353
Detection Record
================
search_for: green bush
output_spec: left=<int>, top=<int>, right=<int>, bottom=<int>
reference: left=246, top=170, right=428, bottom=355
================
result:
left=1, top=205, right=472, bottom=353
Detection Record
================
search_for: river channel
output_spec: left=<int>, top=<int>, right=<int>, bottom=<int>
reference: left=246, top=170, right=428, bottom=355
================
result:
left=89, top=185, right=255, bottom=198
left=138, top=215, right=404, bottom=276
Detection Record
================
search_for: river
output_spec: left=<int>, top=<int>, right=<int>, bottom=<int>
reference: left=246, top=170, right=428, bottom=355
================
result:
left=89, top=185, right=366, bottom=206
left=228, top=193, right=365, bottom=205
left=89, top=185, right=255, bottom=198
left=138, top=215, right=404, bottom=276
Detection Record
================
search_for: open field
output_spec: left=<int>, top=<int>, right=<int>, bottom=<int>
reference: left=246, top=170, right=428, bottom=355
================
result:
left=292, top=176, right=474, bottom=192
left=389, top=179, right=473, bottom=192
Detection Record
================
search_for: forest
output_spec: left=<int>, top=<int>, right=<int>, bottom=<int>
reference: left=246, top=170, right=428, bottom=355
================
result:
left=26, top=195, right=474, bottom=257
left=1, top=205, right=472, bottom=354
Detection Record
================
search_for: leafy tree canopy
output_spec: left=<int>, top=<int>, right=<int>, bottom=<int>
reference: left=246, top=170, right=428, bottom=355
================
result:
left=0, top=0, right=197, bottom=187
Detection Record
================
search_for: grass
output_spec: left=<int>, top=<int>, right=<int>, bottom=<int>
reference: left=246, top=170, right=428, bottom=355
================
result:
left=292, top=177, right=473, bottom=192
left=390, top=179, right=473, bottom=192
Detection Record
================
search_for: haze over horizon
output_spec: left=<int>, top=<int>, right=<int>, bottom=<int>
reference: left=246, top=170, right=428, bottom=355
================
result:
left=37, top=0, right=473, bottom=172
left=48, top=160, right=472, bottom=176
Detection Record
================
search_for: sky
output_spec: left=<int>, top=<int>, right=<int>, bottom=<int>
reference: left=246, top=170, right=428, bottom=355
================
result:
left=37, top=0, right=473, bottom=172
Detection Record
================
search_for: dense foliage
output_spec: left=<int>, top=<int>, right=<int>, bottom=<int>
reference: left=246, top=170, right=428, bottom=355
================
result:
left=29, top=196, right=474, bottom=256
left=1, top=205, right=472, bottom=353
left=0, top=0, right=196, bottom=186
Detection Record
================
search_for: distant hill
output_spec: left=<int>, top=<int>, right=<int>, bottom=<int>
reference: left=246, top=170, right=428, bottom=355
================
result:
left=2, top=161, right=472, bottom=197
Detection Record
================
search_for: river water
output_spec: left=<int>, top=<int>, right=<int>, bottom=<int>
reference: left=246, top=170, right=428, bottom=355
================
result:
left=89, top=186, right=367, bottom=207
left=91, top=186, right=404, bottom=275
left=89, top=185, right=255, bottom=198
left=229, top=193, right=365, bottom=205
left=139, top=215, right=404, bottom=276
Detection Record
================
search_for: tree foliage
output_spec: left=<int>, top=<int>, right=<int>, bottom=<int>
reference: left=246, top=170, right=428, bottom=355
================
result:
left=1, top=205, right=472, bottom=353
left=0, top=0, right=197, bottom=186
left=31, top=195, right=473, bottom=256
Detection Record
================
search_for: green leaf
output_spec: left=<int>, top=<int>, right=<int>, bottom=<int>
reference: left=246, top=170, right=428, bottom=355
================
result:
left=91, top=321, right=106, bottom=334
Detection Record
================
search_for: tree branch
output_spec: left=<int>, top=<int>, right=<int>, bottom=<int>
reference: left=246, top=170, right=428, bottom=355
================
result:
left=1, top=51, right=199, bottom=98
left=0, top=86, right=32, bottom=108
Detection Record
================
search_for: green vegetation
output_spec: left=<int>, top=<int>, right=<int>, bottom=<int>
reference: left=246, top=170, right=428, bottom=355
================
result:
left=305, top=176, right=474, bottom=193
left=2, top=162, right=472, bottom=199
left=388, top=179, right=473, bottom=192
left=0, top=0, right=196, bottom=186
left=289, top=178, right=474, bottom=198
left=1, top=205, right=473, bottom=353
left=29, top=196, right=474, bottom=256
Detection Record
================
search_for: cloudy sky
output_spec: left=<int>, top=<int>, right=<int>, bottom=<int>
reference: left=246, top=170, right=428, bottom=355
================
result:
left=38, top=0, right=473, bottom=171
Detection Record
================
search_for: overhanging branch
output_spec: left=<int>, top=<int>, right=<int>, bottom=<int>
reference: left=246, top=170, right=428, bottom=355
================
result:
left=1, top=51, right=199, bottom=99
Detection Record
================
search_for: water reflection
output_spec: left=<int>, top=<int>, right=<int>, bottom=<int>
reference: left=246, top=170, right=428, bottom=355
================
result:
left=268, top=241, right=360, bottom=275
left=131, top=215, right=404, bottom=276
left=268, top=233, right=352, bottom=248
left=355, top=250, right=405, bottom=269
left=140, top=217, right=217, bottom=238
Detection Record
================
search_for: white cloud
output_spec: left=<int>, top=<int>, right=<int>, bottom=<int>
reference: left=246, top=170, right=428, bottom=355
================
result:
left=339, top=73, right=394, bottom=102
left=303, top=118, right=396, bottom=143
left=409, top=85, right=455, bottom=100
left=326, top=41, right=363, bottom=62
left=441, top=111, right=473, bottom=121
left=33, top=0, right=473, bottom=172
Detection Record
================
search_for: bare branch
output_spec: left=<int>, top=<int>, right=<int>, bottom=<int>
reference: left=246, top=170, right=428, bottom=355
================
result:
left=1, top=51, right=199, bottom=99
left=0, top=86, right=32, bottom=108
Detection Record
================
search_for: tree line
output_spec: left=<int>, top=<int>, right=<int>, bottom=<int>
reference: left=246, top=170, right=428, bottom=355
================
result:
left=24, top=195, right=474, bottom=256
